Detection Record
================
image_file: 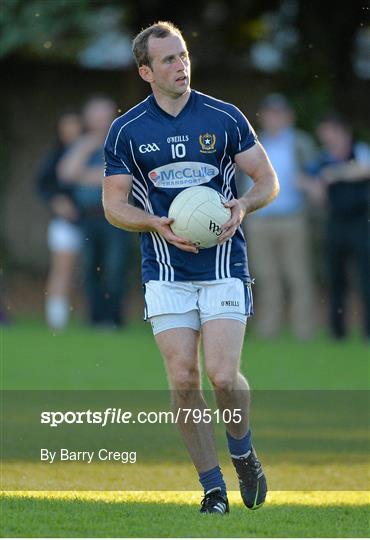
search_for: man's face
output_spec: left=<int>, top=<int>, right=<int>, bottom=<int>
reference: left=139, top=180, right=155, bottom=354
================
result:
left=58, top=114, right=82, bottom=145
left=140, top=34, right=191, bottom=98
left=259, top=106, right=293, bottom=133
left=83, top=100, right=116, bottom=133
left=317, top=122, right=351, bottom=153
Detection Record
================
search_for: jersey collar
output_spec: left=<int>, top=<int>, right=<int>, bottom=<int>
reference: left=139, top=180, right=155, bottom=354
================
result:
left=148, top=90, right=195, bottom=121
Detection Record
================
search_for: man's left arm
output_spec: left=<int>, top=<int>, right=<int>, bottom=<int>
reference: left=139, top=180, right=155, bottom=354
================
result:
left=57, top=135, right=103, bottom=186
left=218, top=142, right=279, bottom=244
left=320, top=161, right=370, bottom=184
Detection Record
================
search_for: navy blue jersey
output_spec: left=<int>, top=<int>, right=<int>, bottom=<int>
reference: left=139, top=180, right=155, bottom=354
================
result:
left=104, top=90, right=257, bottom=283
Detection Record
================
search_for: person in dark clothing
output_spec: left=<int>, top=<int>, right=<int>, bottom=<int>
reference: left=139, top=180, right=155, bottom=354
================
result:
left=58, top=97, right=130, bottom=328
left=36, top=112, right=83, bottom=330
left=309, top=114, right=370, bottom=340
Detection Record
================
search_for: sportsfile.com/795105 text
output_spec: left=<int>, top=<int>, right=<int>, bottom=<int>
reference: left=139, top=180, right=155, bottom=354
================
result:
left=40, top=408, right=243, bottom=427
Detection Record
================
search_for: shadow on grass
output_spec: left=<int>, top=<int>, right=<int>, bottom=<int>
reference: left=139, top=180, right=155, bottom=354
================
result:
left=1, top=494, right=369, bottom=538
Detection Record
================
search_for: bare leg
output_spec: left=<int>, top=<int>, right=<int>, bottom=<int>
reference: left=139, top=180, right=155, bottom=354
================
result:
left=203, top=319, right=268, bottom=509
left=46, top=250, right=78, bottom=329
left=47, top=250, right=78, bottom=297
left=155, top=327, right=219, bottom=473
left=202, top=319, right=249, bottom=438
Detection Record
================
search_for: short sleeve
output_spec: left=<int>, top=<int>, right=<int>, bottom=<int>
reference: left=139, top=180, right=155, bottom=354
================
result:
left=104, top=121, right=133, bottom=177
left=354, top=142, right=370, bottom=165
left=304, top=160, right=322, bottom=176
left=304, top=149, right=328, bottom=176
left=228, top=106, right=258, bottom=158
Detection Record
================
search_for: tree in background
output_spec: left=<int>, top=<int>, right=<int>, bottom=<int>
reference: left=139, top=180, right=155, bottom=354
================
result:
left=1, top=0, right=369, bottom=130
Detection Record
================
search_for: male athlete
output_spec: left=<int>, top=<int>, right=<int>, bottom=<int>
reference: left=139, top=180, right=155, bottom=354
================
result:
left=103, top=22, right=279, bottom=514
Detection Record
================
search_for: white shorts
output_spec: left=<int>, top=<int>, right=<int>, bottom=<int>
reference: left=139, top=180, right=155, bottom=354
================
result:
left=144, top=278, right=253, bottom=335
left=47, top=218, right=82, bottom=253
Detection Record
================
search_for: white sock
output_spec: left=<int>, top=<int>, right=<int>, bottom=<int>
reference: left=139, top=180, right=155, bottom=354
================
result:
left=46, top=297, right=69, bottom=330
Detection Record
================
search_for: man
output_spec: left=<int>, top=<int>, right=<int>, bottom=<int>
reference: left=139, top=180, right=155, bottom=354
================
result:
left=309, top=114, right=370, bottom=340
left=103, top=22, right=279, bottom=514
left=244, top=94, right=317, bottom=340
left=58, top=96, right=131, bottom=328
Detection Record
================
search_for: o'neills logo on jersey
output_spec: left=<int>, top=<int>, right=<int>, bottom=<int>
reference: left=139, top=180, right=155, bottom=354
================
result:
left=148, top=161, right=219, bottom=188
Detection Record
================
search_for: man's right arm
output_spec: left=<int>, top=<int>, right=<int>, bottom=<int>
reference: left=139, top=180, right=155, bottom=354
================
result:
left=102, top=174, right=198, bottom=253
left=103, top=173, right=157, bottom=231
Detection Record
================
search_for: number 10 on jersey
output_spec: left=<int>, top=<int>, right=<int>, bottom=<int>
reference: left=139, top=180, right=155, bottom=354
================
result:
left=171, top=143, right=186, bottom=159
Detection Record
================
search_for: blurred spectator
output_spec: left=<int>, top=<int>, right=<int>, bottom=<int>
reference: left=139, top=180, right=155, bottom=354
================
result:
left=36, top=112, right=83, bottom=330
left=245, top=94, right=317, bottom=340
left=58, top=96, right=130, bottom=328
left=0, top=279, right=9, bottom=326
left=308, top=114, right=370, bottom=340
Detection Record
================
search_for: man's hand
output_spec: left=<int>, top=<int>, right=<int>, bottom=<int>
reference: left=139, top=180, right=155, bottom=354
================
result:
left=320, top=163, right=346, bottom=183
left=78, top=133, right=103, bottom=153
left=104, top=174, right=199, bottom=252
left=154, top=217, right=199, bottom=253
left=217, top=198, right=246, bottom=245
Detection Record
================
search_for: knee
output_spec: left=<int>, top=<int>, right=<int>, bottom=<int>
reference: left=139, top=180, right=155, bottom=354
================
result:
left=170, top=366, right=200, bottom=393
left=208, top=370, right=236, bottom=393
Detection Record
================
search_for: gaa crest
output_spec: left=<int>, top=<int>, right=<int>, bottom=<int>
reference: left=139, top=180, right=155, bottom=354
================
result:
left=199, top=133, right=216, bottom=153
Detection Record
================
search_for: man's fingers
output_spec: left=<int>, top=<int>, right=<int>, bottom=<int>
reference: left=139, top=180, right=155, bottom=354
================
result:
left=173, top=239, right=199, bottom=252
left=162, top=231, right=199, bottom=252
left=168, top=233, right=194, bottom=245
left=223, top=198, right=237, bottom=208
left=221, top=217, right=239, bottom=233
left=172, top=242, right=199, bottom=253
left=158, top=224, right=192, bottom=245
left=218, top=235, right=230, bottom=245
left=221, top=218, right=235, bottom=229
left=218, top=231, right=230, bottom=243
left=218, top=226, right=237, bottom=244
left=157, top=222, right=198, bottom=251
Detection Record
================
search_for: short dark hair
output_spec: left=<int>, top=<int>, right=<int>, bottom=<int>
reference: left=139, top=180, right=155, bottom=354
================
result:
left=260, top=93, right=292, bottom=111
left=82, top=94, right=116, bottom=114
left=318, top=112, right=351, bottom=132
left=132, top=21, right=184, bottom=67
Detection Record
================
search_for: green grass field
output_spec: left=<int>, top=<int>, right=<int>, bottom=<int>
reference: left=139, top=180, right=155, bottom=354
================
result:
left=1, top=320, right=369, bottom=537
left=2, top=491, right=369, bottom=538
left=2, top=319, right=369, bottom=390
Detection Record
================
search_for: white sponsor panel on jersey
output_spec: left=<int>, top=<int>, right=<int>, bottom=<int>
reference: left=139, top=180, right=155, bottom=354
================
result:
left=148, top=161, right=219, bottom=188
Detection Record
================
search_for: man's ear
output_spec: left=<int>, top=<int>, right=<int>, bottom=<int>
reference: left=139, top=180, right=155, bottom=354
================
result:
left=139, top=65, right=154, bottom=83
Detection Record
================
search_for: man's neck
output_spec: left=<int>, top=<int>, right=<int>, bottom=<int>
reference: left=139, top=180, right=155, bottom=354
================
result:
left=328, top=143, right=352, bottom=161
left=265, top=125, right=292, bottom=137
left=152, top=89, right=191, bottom=117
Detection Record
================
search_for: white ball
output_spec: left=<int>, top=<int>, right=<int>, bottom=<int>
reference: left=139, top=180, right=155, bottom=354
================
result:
left=168, top=186, right=231, bottom=249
